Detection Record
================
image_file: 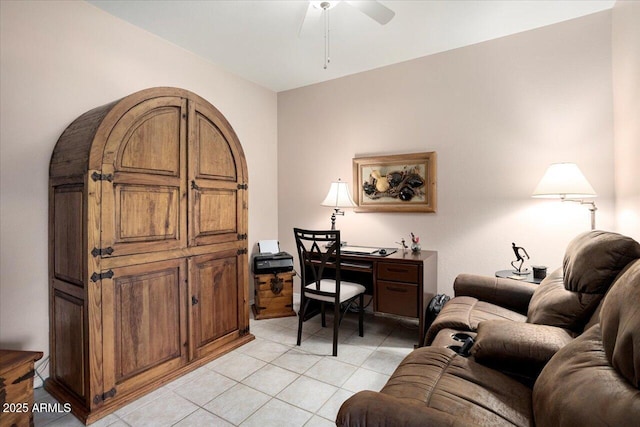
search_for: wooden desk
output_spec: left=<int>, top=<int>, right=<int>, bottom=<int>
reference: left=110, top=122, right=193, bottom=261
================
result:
left=320, top=249, right=437, bottom=346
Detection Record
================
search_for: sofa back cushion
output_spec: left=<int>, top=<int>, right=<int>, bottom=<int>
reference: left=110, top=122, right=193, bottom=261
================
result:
left=527, top=267, right=601, bottom=332
left=563, top=230, right=640, bottom=293
left=600, top=259, right=640, bottom=388
left=527, top=231, right=640, bottom=333
left=532, top=259, right=640, bottom=426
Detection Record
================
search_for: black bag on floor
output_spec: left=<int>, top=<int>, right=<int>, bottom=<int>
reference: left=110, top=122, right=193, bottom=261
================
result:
left=423, top=294, right=450, bottom=341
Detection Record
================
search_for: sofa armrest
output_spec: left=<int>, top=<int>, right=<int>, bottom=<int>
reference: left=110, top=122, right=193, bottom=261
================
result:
left=453, top=274, right=538, bottom=315
left=472, top=320, right=575, bottom=382
left=337, top=391, right=458, bottom=427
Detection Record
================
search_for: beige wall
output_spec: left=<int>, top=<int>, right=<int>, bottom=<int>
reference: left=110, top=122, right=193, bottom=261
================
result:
left=612, top=1, right=640, bottom=238
left=0, top=0, right=278, bottom=378
left=278, top=11, right=616, bottom=296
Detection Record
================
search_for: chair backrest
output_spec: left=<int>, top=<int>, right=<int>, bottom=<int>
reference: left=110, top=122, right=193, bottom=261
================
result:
left=293, top=228, right=342, bottom=302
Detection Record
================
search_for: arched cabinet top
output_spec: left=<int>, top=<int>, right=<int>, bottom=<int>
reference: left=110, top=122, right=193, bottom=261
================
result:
left=49, top=87, right=247, bottom=181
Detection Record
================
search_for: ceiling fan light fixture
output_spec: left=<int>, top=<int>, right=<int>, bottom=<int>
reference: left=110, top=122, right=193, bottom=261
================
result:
left=311, top=1, right=340, bottom=10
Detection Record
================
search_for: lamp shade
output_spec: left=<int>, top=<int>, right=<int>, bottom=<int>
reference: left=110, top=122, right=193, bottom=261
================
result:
left=321, top=179, right=356, bottom=208
left=532, top=163, right=596, bottom=199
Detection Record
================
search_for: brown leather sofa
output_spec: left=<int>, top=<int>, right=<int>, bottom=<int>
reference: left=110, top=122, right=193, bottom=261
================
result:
left=337, top=231, right=640, bottom=426
left=426, top=231, right=640, bottom=347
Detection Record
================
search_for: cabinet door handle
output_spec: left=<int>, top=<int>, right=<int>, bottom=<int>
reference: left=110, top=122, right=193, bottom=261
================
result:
left=191, top=296, right=199, bottom=305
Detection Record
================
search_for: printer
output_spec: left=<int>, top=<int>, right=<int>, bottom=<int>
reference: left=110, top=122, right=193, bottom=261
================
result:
left=253, top=251, right=294, bottom=274
left=252, top=240, right=294, bottom=274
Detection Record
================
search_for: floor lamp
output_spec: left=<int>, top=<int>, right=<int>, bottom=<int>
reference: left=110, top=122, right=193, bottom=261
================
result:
left=532, top=162, right=598, bottom=230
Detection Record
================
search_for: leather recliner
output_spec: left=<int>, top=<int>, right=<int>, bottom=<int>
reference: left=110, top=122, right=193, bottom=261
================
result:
left=425, top=231, right=640, bottom=346
left=337, top=257, right=640, bottom=426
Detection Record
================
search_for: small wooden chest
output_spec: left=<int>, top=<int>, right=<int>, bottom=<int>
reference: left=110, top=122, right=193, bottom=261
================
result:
left=0, top=349, right=43, bottom=427
left=253, top=272, right=296, bottom=320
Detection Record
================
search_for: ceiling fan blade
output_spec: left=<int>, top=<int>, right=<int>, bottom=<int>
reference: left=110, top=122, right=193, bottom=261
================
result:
left=346, top=1, right=395, bottom=25
left=298, top=2, right=323, bottom=37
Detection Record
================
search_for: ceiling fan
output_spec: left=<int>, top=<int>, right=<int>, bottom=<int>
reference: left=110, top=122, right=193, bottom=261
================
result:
left=300, top=1, right=396, bottom=69
left=301, top=1, right=396, bottom=28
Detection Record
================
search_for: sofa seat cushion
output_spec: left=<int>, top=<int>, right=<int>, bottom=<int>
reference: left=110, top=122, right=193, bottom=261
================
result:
left=425, top=297, right=527, bottom=345
left=533, top=325, right=640, bottom=427
left=376, top=347, right=533, bottom=426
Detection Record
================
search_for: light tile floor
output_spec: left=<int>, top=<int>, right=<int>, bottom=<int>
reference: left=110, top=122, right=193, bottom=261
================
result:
left=35, top=310, right=419, bottom=427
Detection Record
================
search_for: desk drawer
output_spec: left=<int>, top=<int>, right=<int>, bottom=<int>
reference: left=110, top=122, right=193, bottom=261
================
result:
left=377, top=262, right=419, bottom=283
left=376, top=281, right=418, bottom=318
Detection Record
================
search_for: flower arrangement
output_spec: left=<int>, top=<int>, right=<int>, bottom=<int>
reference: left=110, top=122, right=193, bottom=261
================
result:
left=410, top=233, right=421, bottom=253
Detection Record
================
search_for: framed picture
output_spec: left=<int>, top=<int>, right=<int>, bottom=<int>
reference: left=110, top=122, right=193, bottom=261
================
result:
left=352, top=152, right=437, bottom=213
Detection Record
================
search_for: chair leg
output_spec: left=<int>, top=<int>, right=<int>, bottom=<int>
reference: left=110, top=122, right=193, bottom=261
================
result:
left=333, top=300, right=340, bottom=356
left=358, top=294, right=364, bottom=337
left=297, top=297, right=309, bottom=347
left=321, top=302, right=326, bottom=328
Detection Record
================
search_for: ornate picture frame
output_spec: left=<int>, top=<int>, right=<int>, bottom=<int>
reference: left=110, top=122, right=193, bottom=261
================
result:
left=353, top=152, right=437, bottom=213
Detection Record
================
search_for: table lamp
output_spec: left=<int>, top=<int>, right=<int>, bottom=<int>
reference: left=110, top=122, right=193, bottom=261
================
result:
left=321, top=178, right=356, bottom=230
left=532, top=162, right=597, bottom=229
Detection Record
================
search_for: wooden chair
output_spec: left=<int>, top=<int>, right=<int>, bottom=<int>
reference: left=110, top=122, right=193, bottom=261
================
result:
left=293, top=228, right=365, bottom=356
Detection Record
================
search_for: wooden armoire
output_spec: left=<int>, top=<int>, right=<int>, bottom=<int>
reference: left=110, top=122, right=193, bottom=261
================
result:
left=46, top=87, right=253, bottom=424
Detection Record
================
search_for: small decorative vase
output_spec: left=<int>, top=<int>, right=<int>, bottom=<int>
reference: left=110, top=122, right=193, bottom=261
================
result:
left=411, top=242, right=421, bottom=253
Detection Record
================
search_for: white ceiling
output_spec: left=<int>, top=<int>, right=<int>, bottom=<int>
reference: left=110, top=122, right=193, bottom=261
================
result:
left=88, top=0, right=615, bottom=92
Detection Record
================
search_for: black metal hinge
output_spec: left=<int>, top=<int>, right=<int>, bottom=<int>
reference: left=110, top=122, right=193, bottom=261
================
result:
left=237, top=183, right=248, bottom=190
left=237, top=248, right=248, bottom=255
left=91, top=247, right=114, bottom=257
left=93, top=387, right=117, bottom=405
left=12, top=369, right=35, bottom=385
left=91, top=270, right=114, bottom=282
left=237, top=233, right=248, bottom=240
left=91, top=172, right=113, bottom=182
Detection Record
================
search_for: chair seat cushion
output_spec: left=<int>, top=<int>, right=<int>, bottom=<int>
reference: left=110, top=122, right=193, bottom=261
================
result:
left=305, top=280, right=365, bottom=303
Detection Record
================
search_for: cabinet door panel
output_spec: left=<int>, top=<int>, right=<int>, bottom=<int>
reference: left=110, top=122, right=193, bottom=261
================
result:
left=101, top=97, right=187, bottom=257
left=192, top=186, right=237, bottom=241
left=53, top=185, right=84, bottom=286
left=118, top=108, right=181, bottom=176
left=116, top=185, right=180, bottom=243
left=102, top=259, right=187, bottom=398
left=190, top=252, right=240, bottom=358
left=52, top=291, right=86, bottom=400
left=188, top=103, right=245, bottom=247
left=194, top=114, right=236, bottom=180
